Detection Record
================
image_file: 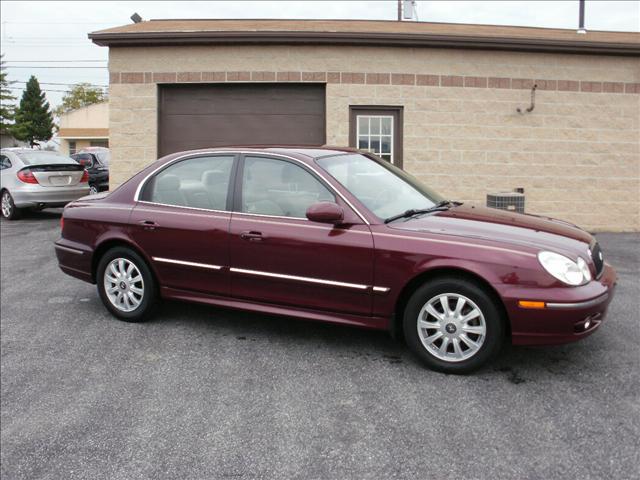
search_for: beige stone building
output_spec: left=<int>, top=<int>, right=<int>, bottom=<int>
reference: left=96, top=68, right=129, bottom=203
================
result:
left=90, top=20, right=639, bottom=231
left=58, top=102, right=109, bottom=155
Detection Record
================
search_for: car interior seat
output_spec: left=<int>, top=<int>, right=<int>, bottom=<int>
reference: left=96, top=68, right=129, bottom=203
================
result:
left=201, top=170, right=229, bottom=210
left=152, top=174, right=187, bottom=206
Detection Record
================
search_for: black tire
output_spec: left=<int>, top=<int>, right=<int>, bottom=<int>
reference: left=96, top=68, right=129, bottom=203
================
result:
left=89, top=184, right=99, bottom=195
left=1, top=190, right=22, bottom=220
left=403, top=276, right=505, bottom=374
left=96, top=246, right=157, bottom=322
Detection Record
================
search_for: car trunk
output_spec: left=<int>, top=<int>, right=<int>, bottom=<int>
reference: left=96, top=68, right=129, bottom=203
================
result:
left=27, top=164, right=85, bottom=187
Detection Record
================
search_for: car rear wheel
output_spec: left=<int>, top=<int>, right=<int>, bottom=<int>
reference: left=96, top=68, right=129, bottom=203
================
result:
left=403, top=276, right=504, bottom=374
left=97, top=247, right=157, bottom=322
left=1, top=191, right=21, bottom=220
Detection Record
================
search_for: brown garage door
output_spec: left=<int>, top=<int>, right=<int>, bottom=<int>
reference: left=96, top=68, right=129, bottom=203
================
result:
left=158, top=83, right=326, bottom=156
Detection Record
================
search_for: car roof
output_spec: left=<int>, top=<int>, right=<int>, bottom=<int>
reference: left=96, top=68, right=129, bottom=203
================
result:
left=160, top=145, right=358, bottom=163
left=78, top=147, right=109, bottom=152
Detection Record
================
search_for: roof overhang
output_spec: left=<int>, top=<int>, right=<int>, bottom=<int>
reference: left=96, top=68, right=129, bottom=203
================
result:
left=89, top=20, right=640, bottom=56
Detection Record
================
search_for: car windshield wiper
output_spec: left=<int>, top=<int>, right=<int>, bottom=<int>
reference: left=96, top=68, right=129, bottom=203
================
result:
left=384, top=200, right=462, bottom=224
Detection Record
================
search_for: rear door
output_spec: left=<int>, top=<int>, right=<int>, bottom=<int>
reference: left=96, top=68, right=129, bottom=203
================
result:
left=130, top=153, right=237, bottom=296
left=228, top=154, right=374, bottom=316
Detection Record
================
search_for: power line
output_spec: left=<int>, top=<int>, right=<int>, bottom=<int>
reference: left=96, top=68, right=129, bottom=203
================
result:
left=2, top=44, right=99, bottom=47
left=12, top=81, right=108, bottom=87
left=8, top=86, right=77, bottom=93
left=7, top=66, right=107, bottom=69
left=2, top=21, right=114, bottom=25
left=6, top=37, right=89, bottom=40
left=6, top=60, right=106, bottom=63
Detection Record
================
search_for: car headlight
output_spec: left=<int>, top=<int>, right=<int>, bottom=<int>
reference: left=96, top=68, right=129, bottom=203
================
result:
left=538, top=251, right=592, bottom=286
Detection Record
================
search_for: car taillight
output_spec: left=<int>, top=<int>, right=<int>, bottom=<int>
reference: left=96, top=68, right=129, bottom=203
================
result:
left=80, top=170, right=89, bottom=183
left=17, top=169, right=39, bottom=184
left=60, top=216, right=64, bottom=232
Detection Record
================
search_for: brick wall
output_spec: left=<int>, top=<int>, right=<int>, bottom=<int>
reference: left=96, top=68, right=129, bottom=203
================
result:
left=107, top=45, right=640, bottom=231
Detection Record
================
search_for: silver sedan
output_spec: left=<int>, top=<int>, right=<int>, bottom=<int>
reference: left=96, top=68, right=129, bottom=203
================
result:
left=0, top=149, right=90, bottom=220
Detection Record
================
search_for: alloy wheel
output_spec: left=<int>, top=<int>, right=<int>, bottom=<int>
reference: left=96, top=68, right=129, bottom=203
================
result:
left=89, top=185, right=99, bottom=195
left=1, top=192, right=12, bottom=218
left=417, top=293, right=486, bottom=362
left=103, top=258, right=145, bottom=312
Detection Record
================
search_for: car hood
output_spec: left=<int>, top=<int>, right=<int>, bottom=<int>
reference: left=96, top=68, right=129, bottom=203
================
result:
left=388, top=205, right=593, bottom=256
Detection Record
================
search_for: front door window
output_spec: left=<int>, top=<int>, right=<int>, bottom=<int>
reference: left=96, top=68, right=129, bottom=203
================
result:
left=241, top=156, right=334, bottom=218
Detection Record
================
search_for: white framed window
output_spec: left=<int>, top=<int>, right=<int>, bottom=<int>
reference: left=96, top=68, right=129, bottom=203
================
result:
left=356, top=115, right=394, bottom=164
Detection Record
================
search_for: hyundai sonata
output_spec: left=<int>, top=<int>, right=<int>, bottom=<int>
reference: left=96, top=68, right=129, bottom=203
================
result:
left=55, top=147, right=616, bottom=373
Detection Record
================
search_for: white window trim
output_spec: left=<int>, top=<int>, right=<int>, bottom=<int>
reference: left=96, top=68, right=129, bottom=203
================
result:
left=356, top=115, right=394, bottom=165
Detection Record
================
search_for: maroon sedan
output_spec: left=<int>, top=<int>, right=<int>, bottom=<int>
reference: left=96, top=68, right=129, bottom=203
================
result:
left=55, top=147, right=616, bottom=373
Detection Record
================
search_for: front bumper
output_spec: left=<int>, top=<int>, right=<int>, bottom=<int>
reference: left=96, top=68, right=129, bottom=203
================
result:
left=12, top=185, right=90, bottom=208
left=503, top=263, right=617, bottom=346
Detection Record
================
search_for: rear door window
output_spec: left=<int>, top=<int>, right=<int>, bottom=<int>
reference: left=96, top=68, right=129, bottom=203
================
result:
left=143, top=155, right=235, bottom=211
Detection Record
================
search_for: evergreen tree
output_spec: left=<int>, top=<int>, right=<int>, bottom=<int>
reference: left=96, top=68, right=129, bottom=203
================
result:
left=11, top=76, right=54, bottom=147
left=0, top=54, right=16, bottom=131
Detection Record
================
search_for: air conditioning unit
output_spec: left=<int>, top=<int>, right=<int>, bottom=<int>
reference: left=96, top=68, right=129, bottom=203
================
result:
left=487, top=192, right=525, bottom=213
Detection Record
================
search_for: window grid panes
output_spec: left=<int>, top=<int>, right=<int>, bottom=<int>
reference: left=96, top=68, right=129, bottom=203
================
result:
left=357, top=115, right=393, bottom=164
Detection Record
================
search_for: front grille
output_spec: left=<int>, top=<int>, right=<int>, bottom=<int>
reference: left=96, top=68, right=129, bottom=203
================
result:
left=591, top=242, right=604, bottom=278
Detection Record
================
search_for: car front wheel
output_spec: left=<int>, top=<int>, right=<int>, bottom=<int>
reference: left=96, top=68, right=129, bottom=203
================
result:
left=403, top=276, right=505, bottom=374
left=89, top=184, right=99, bottom=195
left=1, top=190, right=21, bottom=220
left=96, top=247, right=157, bottom=322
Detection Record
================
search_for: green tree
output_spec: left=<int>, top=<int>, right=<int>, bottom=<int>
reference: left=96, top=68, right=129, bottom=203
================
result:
left=0, top=54, right=16, bottom=130
left=55, top=82, right=106, bottom=116
left=11, top=76, right=55, bottom=147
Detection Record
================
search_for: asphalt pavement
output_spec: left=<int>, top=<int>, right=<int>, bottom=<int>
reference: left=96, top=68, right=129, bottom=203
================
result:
left=1, top=209, right=638, bottom=479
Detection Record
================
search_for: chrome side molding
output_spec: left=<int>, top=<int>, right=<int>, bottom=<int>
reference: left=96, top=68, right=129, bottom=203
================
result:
left=153, top=257, right=223, bottom=270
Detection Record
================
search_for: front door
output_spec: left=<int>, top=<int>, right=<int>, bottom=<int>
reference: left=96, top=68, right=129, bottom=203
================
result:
left=130, top=154, right=236, bottom=296
left=229, top=155, right=374, bottom=316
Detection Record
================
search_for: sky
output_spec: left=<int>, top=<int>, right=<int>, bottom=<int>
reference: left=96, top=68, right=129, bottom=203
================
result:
left=1, top=0, right=639, bottom=109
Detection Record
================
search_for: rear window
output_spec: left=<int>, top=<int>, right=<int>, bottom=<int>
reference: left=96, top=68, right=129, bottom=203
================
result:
left=17, top=151, right=76, bottom=166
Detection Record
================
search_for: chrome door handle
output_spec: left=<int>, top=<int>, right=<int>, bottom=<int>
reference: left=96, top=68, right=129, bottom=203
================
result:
left=240, top=231, right=263, bottom=242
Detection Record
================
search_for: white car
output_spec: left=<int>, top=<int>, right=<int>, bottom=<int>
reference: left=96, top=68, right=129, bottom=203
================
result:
left=0, top=149, right=90, bottom=220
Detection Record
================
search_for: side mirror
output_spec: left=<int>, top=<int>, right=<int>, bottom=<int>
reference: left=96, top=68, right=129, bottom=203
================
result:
left=306, top=202, right=344, bottom=224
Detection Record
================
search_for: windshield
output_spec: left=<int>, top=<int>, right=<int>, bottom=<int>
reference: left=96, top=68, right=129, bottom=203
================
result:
left=17, top=151, right=76, bottom=166
left=316, top=153, right=444, bottom=219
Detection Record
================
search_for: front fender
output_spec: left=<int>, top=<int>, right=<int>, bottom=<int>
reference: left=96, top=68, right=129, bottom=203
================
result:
left=370, top=229, right=547, bottom=322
